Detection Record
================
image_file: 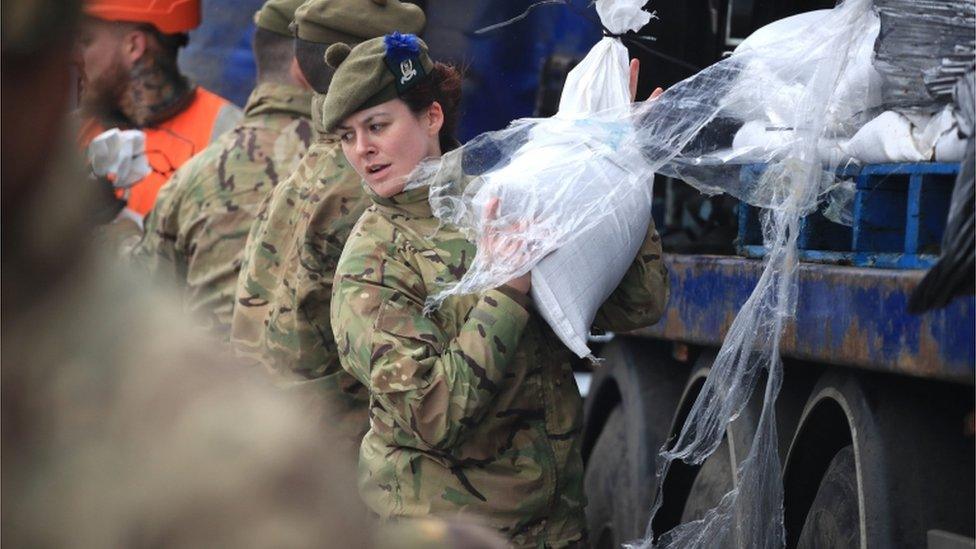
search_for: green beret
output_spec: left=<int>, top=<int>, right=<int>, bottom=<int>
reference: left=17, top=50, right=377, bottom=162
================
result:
left=253, top=0, right=305, bottom=37
left=294, top=0, right=425, bottom=46
left=320, top=33, right=433, bottom=132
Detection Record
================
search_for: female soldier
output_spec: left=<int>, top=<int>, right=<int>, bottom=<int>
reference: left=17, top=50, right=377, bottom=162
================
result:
left=324, top=33, right=669, bottom=548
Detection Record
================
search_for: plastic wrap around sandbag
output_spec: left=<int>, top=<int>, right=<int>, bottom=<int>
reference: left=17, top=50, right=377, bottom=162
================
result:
left=399, top=0, right=881, bottom=545
left=730, top=8, right=882, bottom=135
left=415, top=0, right=655, bottom=358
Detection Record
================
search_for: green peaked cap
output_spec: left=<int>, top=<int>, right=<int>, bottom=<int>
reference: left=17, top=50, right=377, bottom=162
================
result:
left=319, top=33, right=433, bottom=133
left=294, top=0, right=425, bottom=46
left=254, top=0, right=305, bottom=36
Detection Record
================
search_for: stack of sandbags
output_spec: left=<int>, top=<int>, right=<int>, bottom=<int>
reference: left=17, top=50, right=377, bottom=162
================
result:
left=729, top=9, right=883, bottom=136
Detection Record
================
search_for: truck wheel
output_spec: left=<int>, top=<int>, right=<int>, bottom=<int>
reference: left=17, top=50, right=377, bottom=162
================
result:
left=796, top=445, right=859, bottom=549
left=583, top=338, right=690, bottom=544
left=679, top=437, right=734, bottom=523
left=654, top=350, right=762, bottom=536
left=584, top=407, right=631, bottom=549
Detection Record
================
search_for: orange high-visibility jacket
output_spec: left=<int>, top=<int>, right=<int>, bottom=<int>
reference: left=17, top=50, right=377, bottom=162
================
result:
left=79, top=86, right=242, bottom=216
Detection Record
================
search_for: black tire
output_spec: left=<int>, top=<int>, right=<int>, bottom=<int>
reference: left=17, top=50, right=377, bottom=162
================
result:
left=679, top=437, right=735, bottom=523
left=584, top=407, right=633, bottom=549
left=796, top=445, right=859, bottom=549
left=582, top=338, right=689, bottom=545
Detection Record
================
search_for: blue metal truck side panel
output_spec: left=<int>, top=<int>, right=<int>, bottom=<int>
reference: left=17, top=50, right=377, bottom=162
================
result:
left=633, top=255, right=975, bottom=383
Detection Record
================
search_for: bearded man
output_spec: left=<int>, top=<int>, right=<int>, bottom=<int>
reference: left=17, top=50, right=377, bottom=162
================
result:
left=75, top=0, right=242, bottom=221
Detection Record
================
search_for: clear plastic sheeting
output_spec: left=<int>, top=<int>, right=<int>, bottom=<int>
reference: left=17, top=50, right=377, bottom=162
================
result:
left=823, top=179, right=857, bottom=227
left=402, top=0, right=880, bottom=544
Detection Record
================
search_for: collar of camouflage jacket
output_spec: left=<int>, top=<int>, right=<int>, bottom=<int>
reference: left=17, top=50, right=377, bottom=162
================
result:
left=366, top=183, right=433, bottom=218
left=243, top=83, right=313, bottom=120
left=311, top=93, right=329, bottom=136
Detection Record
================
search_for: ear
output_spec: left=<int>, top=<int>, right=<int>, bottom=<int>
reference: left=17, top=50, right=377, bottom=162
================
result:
left=121, top=29, right=148, bottom=67
left=289, top=57, right=312, bottom=90
left=426, top=101, right=444, bottom=137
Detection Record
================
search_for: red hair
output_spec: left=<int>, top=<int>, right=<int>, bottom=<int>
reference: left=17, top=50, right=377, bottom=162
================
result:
left=401, top=62, right=463, bottom=152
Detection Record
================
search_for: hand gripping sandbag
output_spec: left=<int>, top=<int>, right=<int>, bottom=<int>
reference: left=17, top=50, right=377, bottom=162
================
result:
left=415, top=0, right=655, bottom=357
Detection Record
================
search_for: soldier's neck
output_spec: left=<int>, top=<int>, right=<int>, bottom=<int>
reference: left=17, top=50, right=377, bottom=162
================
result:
left=116, top=53, right=194, bottom=128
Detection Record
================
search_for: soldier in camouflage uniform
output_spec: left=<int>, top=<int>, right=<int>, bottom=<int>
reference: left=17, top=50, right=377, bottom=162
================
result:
left=323, top=36, right=670, bottom=547
left=231, top=0, right=426, bottom=450
left=130, top=0, right=314, bottom=337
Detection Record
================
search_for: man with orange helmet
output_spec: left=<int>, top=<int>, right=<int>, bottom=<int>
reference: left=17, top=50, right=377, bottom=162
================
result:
left=75, top=0, right=243, bottom=222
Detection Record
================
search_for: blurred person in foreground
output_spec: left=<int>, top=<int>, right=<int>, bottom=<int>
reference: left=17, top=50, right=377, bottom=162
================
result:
left=129, top=0, right=315, bottom=338
left=2, top=1, right=367, bottom=546
left=2, top=2, right=508, bottom=546
left=74, top=0, right=242, bottom=222
left=231, top=0, right=426, bottom=457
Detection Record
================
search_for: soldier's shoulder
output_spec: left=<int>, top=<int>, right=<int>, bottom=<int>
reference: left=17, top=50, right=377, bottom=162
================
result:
left=335, top=206, right=397, bottom=274
left=348, top=205, right=399, bottom=246
left=166, top=134, right=228, bottom=192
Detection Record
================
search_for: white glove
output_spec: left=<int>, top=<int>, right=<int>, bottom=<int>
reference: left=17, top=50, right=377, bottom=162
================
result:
left=87, top=128, right=151, bottom=189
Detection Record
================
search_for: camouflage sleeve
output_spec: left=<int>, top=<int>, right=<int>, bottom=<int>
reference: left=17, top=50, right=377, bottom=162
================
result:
left=129, top=171, right=189, bottom=286
left=332, top=236, right=530, bottom=452
left=593, top=217, right=670, bottom=332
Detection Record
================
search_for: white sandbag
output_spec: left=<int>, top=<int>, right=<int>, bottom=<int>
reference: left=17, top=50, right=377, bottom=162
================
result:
left=911, top=106, right=958, bottom=159
left=935, top=129, right=967, bottom=161
left=841, top=107, right=960, bottom=163
left=467, top=114, right=651, bottom=358
left=840, top=111, right=929, bottom=162
left=729, top=9, right=882, bottom=134
left=422, top=0, right=655, bottom=358
left=731, top=120, right=850, bottom=165
left=535, top=0, right=653, bottom=358
left=530, top=180, right=652, bottom=359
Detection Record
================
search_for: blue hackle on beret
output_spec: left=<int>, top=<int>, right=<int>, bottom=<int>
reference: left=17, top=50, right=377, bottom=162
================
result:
left=384, top=32, right=420, bottom=63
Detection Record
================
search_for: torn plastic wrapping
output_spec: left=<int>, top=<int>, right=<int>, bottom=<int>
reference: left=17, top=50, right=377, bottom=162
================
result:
left=408, top=0, right=885, bottom=300
left=823, top=179, right=857, bottom=226
left=874, top=0, right=976, bottom=114
left=401, top=0, right=883, bottom=544
left=632, top=1, right=879, bottom=546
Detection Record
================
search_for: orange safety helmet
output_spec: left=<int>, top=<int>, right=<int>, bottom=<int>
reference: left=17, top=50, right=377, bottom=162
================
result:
left=83, top=0, right=201, bottom=34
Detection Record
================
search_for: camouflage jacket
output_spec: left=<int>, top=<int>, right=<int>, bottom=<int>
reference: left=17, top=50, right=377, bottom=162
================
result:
left=331, top=185, right=669, bottom=548
left=131, top=83, right=313, bottom=336
left=231, top=94, right=371, bottom=450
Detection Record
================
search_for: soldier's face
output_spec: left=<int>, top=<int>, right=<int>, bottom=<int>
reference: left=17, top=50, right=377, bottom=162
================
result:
left=337, top=99, right=443, bottom=198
